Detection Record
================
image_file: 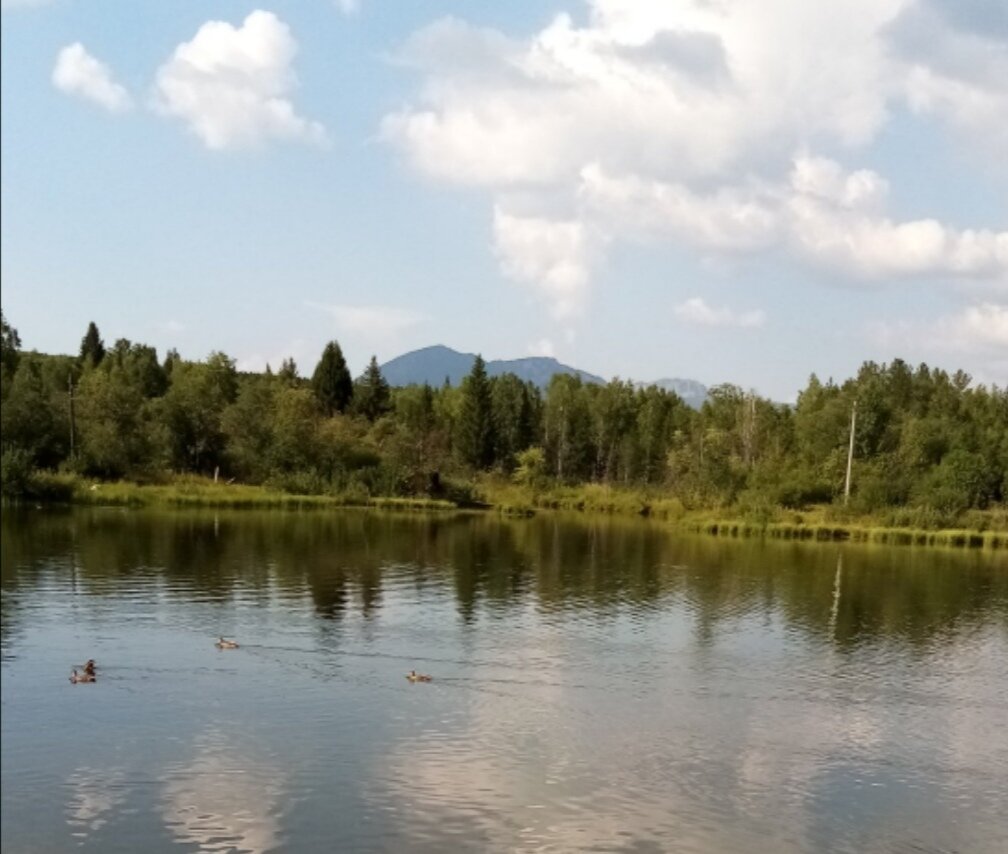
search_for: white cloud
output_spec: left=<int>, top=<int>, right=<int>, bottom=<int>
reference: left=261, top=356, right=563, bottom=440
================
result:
left=887, top=0, right=1008, bottom=158
left=383, top=1, right=1008, bottom=310
left=152, top=10, right=326, bottom=150
left=786, top=156, right=1008, bottom=280
left=868, top=302, right=1008, bottom=384
left=52, top=43, right=132, bottom=112
left=493, top=206, right=595, bottom=318
left=579, top=164, right=780, bottom=252
left=674, top=297, right=765, bottom=328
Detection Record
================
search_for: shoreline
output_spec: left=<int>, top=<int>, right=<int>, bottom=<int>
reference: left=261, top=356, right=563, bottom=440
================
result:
left=8, top=473, right=1006, bottom=551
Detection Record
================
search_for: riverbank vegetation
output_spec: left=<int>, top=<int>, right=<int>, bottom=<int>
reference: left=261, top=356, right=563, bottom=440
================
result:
left=2, top=312, right=1006, bottom=545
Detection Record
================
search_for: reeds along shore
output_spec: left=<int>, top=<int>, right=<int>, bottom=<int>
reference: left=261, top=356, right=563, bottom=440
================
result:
left=9, top=472, right=1006, bottom=550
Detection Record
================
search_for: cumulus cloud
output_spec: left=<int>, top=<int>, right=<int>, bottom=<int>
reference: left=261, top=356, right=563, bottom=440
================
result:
left=786, top=156, right=1008, bottom=279
left=887, top=0, right=1008, bottom=156
left=493, top=207, right=595, bottom=318
left=868, top=302, right=1008, bottom=384
left=52, top=43, right=132, bottom=112
left=383, top=0, right=1008, bottom=310
left=674, top=297, right=765, bottom=328
left=152, top=10, right=326, bottom=149
left=579, top=164, right=780, bottom=252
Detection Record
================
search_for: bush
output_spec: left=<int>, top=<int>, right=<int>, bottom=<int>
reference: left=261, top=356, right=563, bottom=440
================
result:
left=1, top=446, right=34, bottom=498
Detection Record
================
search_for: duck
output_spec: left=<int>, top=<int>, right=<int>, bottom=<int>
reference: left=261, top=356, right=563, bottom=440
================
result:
left=215, top=637, right=240, bottom=649
left=406, top=670, right=432, bottom=683
left=83, top=659, right=96, bottom=677
left=69, top=669, right=95, bottom=684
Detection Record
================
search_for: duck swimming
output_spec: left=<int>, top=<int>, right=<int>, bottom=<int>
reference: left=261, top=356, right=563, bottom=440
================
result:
left=215, top=637, right=240, bottom=649
left=406, top=670, right=432, bottom=683
left=69, top=669, right=95, bottom=684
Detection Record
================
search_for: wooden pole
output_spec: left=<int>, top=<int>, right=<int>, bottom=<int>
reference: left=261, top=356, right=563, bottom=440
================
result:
left=844, top=400, right=857, bottom=505
left=68, top=373, right=76, bottom=459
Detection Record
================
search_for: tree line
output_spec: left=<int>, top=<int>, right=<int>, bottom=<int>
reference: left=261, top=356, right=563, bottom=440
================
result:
left=2, top=312, right=1006, bottom=524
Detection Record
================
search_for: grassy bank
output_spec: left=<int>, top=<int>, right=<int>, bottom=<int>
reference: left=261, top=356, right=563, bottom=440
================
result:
left=17, top=472, right=457, bottom=513
left=8, top=472, right=1006, bottom=550
left=474, top=478, right=1008, bottom=550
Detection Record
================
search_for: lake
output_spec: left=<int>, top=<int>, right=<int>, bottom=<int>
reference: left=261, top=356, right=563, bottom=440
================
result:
left=1, top=508, right=1006, bottom=853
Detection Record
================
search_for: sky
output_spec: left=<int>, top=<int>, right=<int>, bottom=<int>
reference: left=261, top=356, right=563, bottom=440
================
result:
left=1, top=0, right=1006, bottom=400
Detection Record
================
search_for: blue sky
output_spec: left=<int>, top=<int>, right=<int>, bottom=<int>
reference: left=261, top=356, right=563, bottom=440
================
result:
left=2, top=0, right=1006, bottom=399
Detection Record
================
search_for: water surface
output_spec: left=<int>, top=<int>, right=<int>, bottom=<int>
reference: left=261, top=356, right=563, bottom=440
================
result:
left=2, top=508, right=1006, bottom=852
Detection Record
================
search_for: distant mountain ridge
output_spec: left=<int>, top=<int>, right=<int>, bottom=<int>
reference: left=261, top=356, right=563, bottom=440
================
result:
left=379, top=345, right=604, bottom=389
left=379, top=345, right=710, bottom=408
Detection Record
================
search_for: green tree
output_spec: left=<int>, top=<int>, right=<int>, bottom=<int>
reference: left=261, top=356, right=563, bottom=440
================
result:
left=222, top=376, right=278, bottom=481
left=270, top=387, right=321, bottom=473
left=456, top=355, right=495, bottom=469
left=543, top=375, right=593, bottom=481
left=278, top=357, right=299, bottom=386
left=311, top=341, right=353, bottom=416
left=1, top=310, right=21, bottom=378
left=354, top=356, right=391, bottom=421
left=0, top=356, right=66, bottom=467
left=75, top=365, right=153, bottom=477
left=491, top=373, right=536, bottom=471
left=159, top=352, right=238, bottom=473
left=79, top=321, right=106, bottom=368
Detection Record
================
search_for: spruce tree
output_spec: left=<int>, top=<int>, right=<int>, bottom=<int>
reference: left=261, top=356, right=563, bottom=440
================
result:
left=457, top=355, right=495, bottom=469
left=311, top=340, right=353, bottom=415
left=355, top=355, right=391, bottom=421
left=79, top=322, right=106, bottom=367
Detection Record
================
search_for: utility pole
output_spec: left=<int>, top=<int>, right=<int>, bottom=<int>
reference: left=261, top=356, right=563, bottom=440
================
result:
left=844, top=400, right=857, bottom=505
left=68, top=373, right=76, bottom=459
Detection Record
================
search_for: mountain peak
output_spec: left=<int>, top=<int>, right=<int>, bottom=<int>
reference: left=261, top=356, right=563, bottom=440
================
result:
left=379, top=345, right=603, bottom=389
left=379, top=345, right=709, bottom=406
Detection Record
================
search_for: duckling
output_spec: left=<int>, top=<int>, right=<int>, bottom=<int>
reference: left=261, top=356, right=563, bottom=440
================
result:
left=405, top=670, right=432, bottom=683
left=83, top=659, right=96, bottom=677
left=215, top=637, right=240, bottom=649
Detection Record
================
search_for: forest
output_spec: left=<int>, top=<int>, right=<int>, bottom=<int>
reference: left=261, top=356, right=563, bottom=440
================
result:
left=2, top=312, right=1006, bottom=530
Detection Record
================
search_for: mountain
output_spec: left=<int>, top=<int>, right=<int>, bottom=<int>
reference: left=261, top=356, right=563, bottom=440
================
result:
left=379, top=345, right=709, bottom=407
left=379, top=345, right=605, bottom=389
left=639, top=378, right=710, bottom=409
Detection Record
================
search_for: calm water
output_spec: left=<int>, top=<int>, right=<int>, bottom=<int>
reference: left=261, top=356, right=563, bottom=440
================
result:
left=1, top=509, right=1006, bottom=853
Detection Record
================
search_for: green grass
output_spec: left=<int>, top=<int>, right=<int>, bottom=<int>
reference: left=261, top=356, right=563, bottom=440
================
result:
left=25, top=472, right=457, bottom=513
left=17, top=471, right=1006, bottom=550
left=474, top=477, right=1006, bottom=550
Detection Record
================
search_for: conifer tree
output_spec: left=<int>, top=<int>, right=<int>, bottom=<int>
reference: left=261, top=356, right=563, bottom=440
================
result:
left=456, top=355, right=495, bottom=469
left=79, top=322, right=106, bottom=367
left=355, top=355, right=391, bottom=421
left=311, top=340, right=353, bottom=416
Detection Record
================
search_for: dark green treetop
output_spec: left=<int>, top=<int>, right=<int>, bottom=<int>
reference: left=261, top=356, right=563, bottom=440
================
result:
left=456, top=354, right=496, bottom=469
left=311, top=340, right=353, bottom=416
left=354, top=355, right=391, bottom=421
left=79, top=321, right=106, bottom=367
